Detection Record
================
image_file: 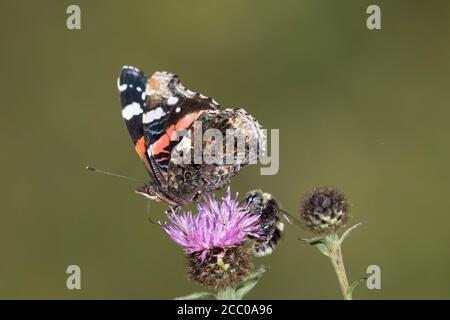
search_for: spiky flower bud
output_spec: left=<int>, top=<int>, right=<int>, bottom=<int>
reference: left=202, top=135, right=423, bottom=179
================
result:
left=186, top=246, right=253, bottom=289
left=300, top=186, right=350, bottom=234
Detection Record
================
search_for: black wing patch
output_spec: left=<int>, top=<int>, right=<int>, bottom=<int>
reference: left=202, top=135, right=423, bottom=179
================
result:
left=118, top=66, right=148, bottom=144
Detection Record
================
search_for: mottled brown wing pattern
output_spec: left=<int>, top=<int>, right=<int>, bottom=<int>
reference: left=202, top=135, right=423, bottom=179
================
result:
left=164, top=108, right=266, bottom=206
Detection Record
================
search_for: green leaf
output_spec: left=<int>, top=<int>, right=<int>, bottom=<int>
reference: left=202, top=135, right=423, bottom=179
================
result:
left=339, top=222, right=363, bottom=243
left=216, top=287, right=238, bottom=300
left=347, top=277, right=367, bottom=298
left=300, top=236, right=331, bottom=257
left=313, top=242, right=330, bottom=257
left=175, top=291, right=216, bottom=300
left=235, top=265, right=268, bottom=299
left=299, top=235, right=325, bottom=244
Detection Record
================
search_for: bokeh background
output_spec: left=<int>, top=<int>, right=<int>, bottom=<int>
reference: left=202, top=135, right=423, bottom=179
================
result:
left=1, top=0, right=449, bottom=299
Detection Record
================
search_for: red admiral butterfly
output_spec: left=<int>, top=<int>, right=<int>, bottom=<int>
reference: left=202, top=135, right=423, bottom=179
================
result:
left=118, top=66, right=265, bottom=207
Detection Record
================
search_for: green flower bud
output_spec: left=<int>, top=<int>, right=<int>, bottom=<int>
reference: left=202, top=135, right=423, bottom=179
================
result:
left=300, top=186, right=350, bottom=234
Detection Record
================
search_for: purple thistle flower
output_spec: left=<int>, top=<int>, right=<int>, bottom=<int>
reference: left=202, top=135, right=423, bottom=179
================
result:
left=161, top=189, right=262, bottom=262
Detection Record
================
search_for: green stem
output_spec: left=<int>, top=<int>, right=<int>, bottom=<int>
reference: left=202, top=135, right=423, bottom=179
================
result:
left=216, top=286, right=239, bottom=300
left=327, top=233, right=352, bottom=300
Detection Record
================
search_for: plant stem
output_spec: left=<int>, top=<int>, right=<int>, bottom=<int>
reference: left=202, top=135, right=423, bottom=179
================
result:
left=216, top=286, right=238, bottom=300
left=327, top=233, right=352, bottom=300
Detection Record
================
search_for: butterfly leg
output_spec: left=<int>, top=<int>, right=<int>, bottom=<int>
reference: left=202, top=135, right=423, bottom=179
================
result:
left=146, top=200, right=158, bottom=225
left=200, top=192, right=209, bottom=203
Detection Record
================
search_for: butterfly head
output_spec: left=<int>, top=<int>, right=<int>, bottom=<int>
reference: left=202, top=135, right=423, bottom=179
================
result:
left=135, top=184, right=159, bottom=201
left=135, top=183, right=182, bottom=207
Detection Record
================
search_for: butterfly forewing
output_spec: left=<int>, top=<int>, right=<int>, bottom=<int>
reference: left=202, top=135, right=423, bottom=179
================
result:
left=141, top=72, right=219, bottom=176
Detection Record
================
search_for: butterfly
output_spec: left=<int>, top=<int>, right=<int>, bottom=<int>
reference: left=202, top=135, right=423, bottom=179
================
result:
left=118, top=66, right=265, bottom=207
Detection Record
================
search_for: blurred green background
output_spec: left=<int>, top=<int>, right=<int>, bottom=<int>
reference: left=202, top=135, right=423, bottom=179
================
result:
left=1, top=0, right=449, bottom=299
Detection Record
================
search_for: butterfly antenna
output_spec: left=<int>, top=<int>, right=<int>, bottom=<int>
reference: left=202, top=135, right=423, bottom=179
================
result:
left=85, top=166, right=144, bottom=183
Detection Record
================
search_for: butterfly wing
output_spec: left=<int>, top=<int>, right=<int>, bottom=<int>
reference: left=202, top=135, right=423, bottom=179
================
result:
left=163, top=108, right=266, bottom=205
left=118, top=66, right=156, bottom=177
left=141, top=71, right=219, bottom=182
left=118, top=67, right=265, bottom=207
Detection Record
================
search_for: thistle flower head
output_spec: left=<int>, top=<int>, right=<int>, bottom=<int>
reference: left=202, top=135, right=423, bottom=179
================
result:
left=161, top=189, right=262, bottom=289
left=161, top=189, right=262, bottom=262
left=300, top=186, right=350, bottom=234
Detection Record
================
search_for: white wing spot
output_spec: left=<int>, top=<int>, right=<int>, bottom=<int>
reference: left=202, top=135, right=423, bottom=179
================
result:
left=175, top=107, right=181, bottom=113
left=122, top=102, right=143, bottom=120
left=136, top=87, right=142, bottom=92
left=143, top=107, right=166, bottom=124
left=117, top=78, right=127, bottom=92
left=167, top=96, right=179, bottom=106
